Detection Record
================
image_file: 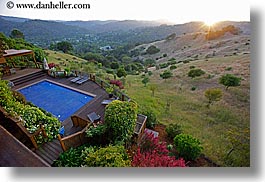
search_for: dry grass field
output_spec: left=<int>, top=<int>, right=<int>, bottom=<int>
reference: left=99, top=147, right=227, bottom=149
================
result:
left=126, top=31, right=250, bottom=166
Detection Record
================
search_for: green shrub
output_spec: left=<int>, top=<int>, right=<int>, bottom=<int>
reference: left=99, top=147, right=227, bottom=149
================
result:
left=168, top=58, right=176, bottom=62
left=148, top=71, right=153, bottom=76
left=12, top=90, right=26, bottom=104
left=141, top=109, right=158, bottom=129
left=166, top=123, right=182, bottom=139
left=168, top=60, right=177, bottom=65
left=191, top=86, right=197, bottom=91
left=0, top=80, right=61, bottom=142
left=160, top=70, right=173, bottom=81
left=105, top=100, right=138, bottom=144
left=83, top=145, right=131, bottom=167
left=86, top=124, right=107, bottom=138
left=174, top=134, right=203, bottom=161
left=169, top=65, right=177, bottom=70
left=146, top=45, right=160, bottom=54
left=188, top=69, right=205, bottom=78
left=53, top=147, right=85, bottom=167
left=219, top=74, right=241, bottom=90
left=189, top=65, right=195, bottom=69
left=159, top=63, right=169, bottom=69
left=205, top=88, right=222, bottom=107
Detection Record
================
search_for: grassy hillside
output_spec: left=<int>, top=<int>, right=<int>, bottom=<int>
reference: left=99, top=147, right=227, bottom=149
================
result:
left=125, top=53, right=250, bottom=166
left=45, top=50, right=86, bottom=64
left=45, top=50, right=98, bottom=73
left=134, top=31, right=250, bottom=65
left=44, top=30, right=250, bottom=166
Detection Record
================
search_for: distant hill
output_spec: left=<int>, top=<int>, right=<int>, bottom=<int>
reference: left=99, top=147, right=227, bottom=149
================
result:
left=0, top=17, right=89, bottom=47
left=63, top=20, right=163, bottom=33
left=132, top=26, right=250, bottom=63
left=0, top=15, right=29, bottom=22
left=0, top=15, right=250, bottom=49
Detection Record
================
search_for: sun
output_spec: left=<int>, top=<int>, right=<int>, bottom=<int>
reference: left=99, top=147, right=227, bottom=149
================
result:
left=204, top=19, right=217, bottom=27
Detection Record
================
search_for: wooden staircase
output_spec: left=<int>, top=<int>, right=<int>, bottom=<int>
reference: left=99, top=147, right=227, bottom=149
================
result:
left=34, top=126, right=83, bottom=165
left=10, top=70, right=46, bottom=86
left=35, top=139, right=63, bottom=165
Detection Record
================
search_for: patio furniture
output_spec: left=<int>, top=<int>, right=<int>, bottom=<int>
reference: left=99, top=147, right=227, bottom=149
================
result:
left=101, top=99, right=113, bottom=105
left=70, top=76, right=83, bottom=83
left=10, top=68, right=16, bottom=74
left=101, top=97, right=119, bottom=105
left=87, top=112, right=101, bottom=123
left=76, top=76, right=89, bottom=84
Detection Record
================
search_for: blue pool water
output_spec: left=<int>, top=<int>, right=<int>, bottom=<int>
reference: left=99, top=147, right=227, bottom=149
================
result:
left=18, top=80, right=94, bottom=121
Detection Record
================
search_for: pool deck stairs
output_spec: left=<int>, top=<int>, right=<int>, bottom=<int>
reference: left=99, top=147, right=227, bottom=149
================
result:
left=9, top=70, right=47, bottom=86
left=35, top=125, right=83, bottom=165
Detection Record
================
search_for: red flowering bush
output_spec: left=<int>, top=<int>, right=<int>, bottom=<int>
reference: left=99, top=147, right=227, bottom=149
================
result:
left=132, top=131, right=186, bottom=167
left=139, top=131, right=168, bottom=154
left=132, top=148, right=186, bottom=167
left=110, top=80, right=124, bottom=89
left=48, top=63, right=56, bottom=69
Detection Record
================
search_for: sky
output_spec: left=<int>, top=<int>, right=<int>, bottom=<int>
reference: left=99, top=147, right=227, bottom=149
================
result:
left=0, top=0, right=250, bottom=24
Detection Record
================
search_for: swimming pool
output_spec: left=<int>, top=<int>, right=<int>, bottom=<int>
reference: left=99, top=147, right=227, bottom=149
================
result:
left=18, top=80, right=94, bottom=121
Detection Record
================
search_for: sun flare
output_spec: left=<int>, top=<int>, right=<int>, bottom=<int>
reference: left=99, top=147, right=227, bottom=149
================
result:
left=204, top=20, right=217, bottom=27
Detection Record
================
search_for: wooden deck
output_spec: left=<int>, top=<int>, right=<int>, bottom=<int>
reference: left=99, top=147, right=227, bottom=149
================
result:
left=2, top=68, right=42, bottom=81
left=9, top=69, right=109, bottom=132
left=0, top=125, right=49, bottom=167
left=2, top=68, right=110, bottom=165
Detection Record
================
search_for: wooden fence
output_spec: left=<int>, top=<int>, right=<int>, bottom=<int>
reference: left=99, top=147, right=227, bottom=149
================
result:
left=0, top=106, right=47, bottom=150
left=57, top=115, right=92, bottom=151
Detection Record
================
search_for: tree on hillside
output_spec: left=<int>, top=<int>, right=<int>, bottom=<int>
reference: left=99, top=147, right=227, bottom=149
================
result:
left=121, top=55, right=132, bottom=63
left=0, top=38, right=9, bottom=57
left=144, top=59, right=156, bottom=67
left=188, top=69, right=205, bottom=78
left=10, top=29, right=24, bottom=39
left=219, top=74, right=241, bottom=90
left=117, top=66, right=127, bottom=78
left=204, top=88, right=223, bottom=108
left=110, top=62, right=119, bottom=69
left=160, top=70, right=173, bottom=81
left=83, top=52, right=103, bottom=62
left=142, top=76, right=150, bottom=87
left=146, top=45, right=160, bottom=55
left=149, top=84, right=158, bottom=97
left=56, top=41, right=73, bottom=53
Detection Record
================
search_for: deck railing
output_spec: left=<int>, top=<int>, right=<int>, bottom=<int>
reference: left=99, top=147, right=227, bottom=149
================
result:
left=57, top=115, right=92, bottom=151
left=0, top=106, right=48, bottom=150
left=87, top=72, right=131, bottom=102
left=133, top=114, right=147, bottom=144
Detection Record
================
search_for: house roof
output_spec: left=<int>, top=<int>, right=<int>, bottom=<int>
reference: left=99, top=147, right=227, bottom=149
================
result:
left=3, top=49, right=33, bottom=58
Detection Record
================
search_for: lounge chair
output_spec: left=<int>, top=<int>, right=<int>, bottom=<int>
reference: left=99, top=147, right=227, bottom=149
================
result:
left=70, top=76, right=83, bottom=83
left=87, top=112, right=101, bottom=123
left=76, top=76, right=89, bottom=84
left=101, top=97, right=119, bottom=105
left=101, top=99, right=113, bottom=105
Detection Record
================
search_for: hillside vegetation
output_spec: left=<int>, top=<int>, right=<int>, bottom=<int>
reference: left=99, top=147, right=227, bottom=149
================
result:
left=1, top=20, right=250, bottom=167
left=125, top=28, right=250, bottom=166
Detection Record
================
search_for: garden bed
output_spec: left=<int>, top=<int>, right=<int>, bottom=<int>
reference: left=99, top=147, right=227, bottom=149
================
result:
left=153, top=124, right=220, bottom=167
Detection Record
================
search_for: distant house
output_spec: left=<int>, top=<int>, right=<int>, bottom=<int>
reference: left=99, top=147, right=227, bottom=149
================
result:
left=100, top=45, right=113, bottom=51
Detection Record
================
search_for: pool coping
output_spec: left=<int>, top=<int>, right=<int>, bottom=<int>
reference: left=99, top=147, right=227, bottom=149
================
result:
left=17, top=79, right=97, bottom=98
